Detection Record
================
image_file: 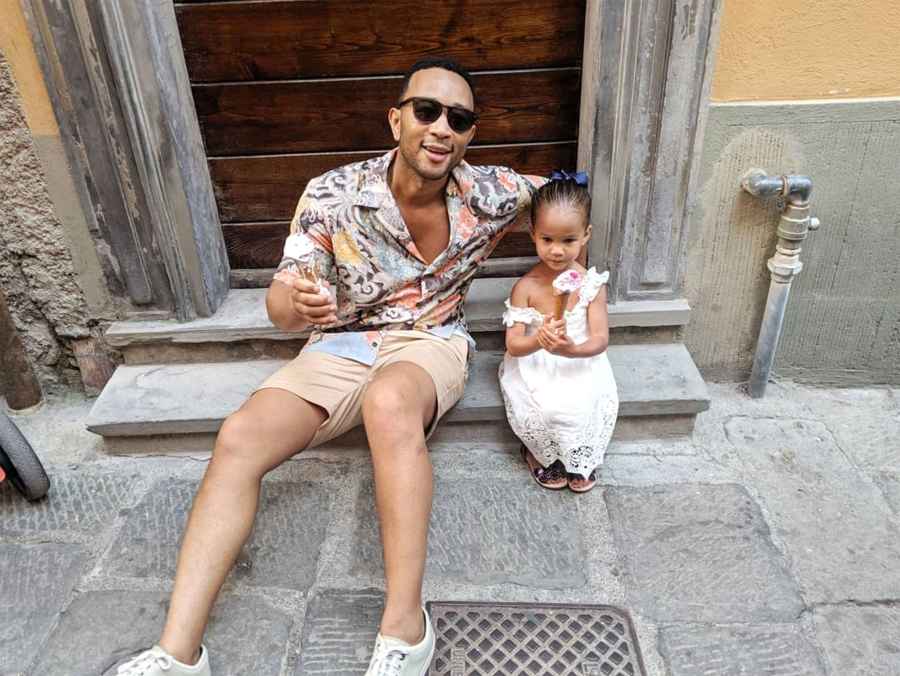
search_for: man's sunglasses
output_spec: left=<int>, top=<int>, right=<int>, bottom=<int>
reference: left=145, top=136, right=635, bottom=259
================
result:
left=397, top=97, right=478, bottom=134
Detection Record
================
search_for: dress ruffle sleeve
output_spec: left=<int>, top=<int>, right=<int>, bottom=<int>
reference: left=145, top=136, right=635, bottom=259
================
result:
left=502, top=299, right=545, bottom=327
left=575, top=268, right=610, bottom=309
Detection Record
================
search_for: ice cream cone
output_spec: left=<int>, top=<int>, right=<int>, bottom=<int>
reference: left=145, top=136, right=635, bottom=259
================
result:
left=277, top=232, right=320, bottom=286
left=296, top=264, right=318, bottom=285
left=553, top=292, right=571, bottom=320
left=551, top=269, right=583, bottom=320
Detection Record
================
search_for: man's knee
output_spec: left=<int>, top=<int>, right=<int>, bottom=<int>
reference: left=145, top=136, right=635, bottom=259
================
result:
left=362, top=369, right=434, bottom=431
left=212, top=410, right=263, bottom=468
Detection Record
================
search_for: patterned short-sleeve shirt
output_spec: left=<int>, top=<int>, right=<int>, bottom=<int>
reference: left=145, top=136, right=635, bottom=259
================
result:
left=274, top=148, right=542, bottom=364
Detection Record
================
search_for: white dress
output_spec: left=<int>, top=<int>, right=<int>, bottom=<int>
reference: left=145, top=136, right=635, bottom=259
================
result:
left=498, top=268, right=619, bottom=478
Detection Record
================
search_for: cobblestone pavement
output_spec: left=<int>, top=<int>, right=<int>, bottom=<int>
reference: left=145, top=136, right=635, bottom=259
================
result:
left=2, top=382, right=898, bottom=675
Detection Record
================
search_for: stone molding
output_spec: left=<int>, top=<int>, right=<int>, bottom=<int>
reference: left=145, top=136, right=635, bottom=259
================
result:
left=579, top=0, right=721, bottom=301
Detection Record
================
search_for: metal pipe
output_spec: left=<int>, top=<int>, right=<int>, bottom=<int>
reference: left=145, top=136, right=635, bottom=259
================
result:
left=739, top=169, right=820, bottom=397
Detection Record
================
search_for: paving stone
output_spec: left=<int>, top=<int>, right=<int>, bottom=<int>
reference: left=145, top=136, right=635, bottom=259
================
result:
left=5, top=394, right=103, bottom=464
left=607, top=438, right=701, bottom=456
left=800, top=388, right=900, bottom=471
left=874, top=472, right=900, bottom=514
left=691, top=382, right=822, bottom=453
left=0, top=472, right=142, bottom=539
left=296, top=589, right=383, bottom=675
left=0, top=543, right=86, bottom=674
left=602, top=453, right=737, bottom=486
left=33, top=590, right=292, bottom=676
left=722, top=416, right=900, bottom=602
left=660, top=623, right=825, bottom=675
left=350, top=477, right=587, bottom=588
left=605, top=484, right=803, bottom=623
left=813, top=605, right=900, bottom=676
left=101, top=479, right=331, bottom=591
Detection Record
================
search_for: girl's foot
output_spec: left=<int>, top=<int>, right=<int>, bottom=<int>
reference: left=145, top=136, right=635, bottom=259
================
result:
left=568, top=470, right=597, bottom=493
left=521, top=446, right=567, bottom=490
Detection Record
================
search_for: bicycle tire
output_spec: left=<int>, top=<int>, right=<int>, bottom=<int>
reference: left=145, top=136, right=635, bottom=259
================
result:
left=0, top=410, right=49, bottom=501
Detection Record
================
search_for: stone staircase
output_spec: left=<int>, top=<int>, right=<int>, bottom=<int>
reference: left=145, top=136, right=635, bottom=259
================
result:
left=87, top=280, right=709, bottom=450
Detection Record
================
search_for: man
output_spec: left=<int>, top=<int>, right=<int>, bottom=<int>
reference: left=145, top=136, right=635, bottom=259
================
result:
left=116, top=57, right=540, bottom=676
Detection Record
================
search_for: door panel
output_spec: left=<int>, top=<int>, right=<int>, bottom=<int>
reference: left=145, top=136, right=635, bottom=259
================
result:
left=174, top=0, right=586, bottom=281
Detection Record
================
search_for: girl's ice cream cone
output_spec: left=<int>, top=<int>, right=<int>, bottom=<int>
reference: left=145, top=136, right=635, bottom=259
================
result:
left=552, top=269, right=583, bottom=320
left=553, top=293, right=570, bottom=320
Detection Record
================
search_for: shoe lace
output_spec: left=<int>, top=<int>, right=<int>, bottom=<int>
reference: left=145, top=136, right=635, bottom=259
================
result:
left=377, top=649, right=406, bottom=676
left=116, top=649, right=173, bottom=675
left=369, top=636, right=408, bottom=676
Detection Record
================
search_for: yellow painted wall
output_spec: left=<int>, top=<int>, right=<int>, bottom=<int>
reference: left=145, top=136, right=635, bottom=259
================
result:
left=0, top=0, right=113, bottom=316
left=712, top=0, right=900, bottom=101
left=0, top=0, right=58, bottom=134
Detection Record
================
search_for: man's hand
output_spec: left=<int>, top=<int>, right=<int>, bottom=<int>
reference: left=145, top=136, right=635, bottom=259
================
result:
left=290, top=278, right=337, bottom=325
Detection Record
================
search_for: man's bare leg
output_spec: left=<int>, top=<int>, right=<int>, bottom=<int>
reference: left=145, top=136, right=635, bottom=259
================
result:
left=158, top=388, right=326, bottom=663
left=362, top=362, right=438, bottom=645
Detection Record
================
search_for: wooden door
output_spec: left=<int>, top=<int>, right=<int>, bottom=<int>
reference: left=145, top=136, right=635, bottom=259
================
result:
left=175, top=0, right=585, bottom=284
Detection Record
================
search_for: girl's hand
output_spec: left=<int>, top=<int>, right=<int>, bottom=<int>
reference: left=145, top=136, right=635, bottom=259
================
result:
left=552, top=337, right=579, bottom=357
left=537, top=318, right=576, bottom=356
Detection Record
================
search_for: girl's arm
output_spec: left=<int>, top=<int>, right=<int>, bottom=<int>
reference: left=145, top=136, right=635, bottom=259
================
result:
left=505, top=280, right=544, bottom=357
left=563, top=285, right=610, bottom=358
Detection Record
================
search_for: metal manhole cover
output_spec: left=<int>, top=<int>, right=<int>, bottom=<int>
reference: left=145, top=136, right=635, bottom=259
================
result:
left=426, top=601, right=646, bottom=675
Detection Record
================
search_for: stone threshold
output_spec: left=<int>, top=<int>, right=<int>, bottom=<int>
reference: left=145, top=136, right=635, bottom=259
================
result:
left=106, top=282, right=692, bottom=347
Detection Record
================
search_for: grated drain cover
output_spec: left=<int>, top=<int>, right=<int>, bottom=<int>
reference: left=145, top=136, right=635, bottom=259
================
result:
left=426, top=601, right=646, bottom=675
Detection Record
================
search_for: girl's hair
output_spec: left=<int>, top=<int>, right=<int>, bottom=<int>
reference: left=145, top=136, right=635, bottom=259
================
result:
left=531, top=178, right=592, bottom=230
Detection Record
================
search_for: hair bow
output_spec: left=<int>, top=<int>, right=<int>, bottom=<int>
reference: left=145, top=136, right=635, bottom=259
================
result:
left=549, top=170, right=589, bottom=186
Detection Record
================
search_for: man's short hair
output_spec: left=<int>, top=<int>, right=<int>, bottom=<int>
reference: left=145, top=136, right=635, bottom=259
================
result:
left=398, top=57, right=476, bottom=108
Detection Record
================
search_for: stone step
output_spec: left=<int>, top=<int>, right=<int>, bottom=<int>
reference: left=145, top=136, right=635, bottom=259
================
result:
left=106, top=282, right=692, bottom=349
left=86, top=344, right=709, bottom=441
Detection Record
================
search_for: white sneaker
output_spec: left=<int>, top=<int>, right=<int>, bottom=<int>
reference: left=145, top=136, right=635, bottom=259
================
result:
left=115, top=645, right=211, bottom=676
left=364, top=608, right=435, bottom=676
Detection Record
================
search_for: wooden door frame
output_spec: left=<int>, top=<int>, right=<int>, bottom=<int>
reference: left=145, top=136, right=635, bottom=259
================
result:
left=21, top=0, right=229, bottom=321
left=24, top=0, right=719, bottom=322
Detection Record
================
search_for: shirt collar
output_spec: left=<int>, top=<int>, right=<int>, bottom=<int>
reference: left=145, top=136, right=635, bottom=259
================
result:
left=353, top=148, right=476, bottom=208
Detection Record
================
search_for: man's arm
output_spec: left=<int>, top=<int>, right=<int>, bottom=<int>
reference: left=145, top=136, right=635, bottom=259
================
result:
left=501, top=170, right=547, bottom=237
left=265, top=181, right=337, bottom=332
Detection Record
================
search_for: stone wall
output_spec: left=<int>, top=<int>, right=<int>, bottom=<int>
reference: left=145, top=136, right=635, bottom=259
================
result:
left=684, top=99, right=900, bottom=385
left=0, top=54, right=99, bottom=393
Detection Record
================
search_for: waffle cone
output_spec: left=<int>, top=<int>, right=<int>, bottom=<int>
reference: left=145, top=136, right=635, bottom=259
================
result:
left=297, top=265, right=318, bottom=285
left=553, top=292, right=571, bottom=320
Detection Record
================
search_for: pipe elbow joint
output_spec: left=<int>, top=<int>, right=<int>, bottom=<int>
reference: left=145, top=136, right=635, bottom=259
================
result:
left=783, top=175, right=813, bottom=203
left=740, top=169, right=813, bottom=203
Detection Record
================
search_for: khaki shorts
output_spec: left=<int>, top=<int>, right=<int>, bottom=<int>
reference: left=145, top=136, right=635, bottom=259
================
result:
left=255, top=330, right=469, bottom=448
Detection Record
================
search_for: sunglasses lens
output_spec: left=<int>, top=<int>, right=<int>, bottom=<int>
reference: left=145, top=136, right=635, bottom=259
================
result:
left=405, top=98, right=476, bottom=133
left=447, top=109, right=475, bottom=133
left=412, top=99, right=442, bottom=124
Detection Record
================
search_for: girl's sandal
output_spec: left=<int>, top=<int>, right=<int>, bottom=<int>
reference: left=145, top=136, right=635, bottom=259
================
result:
left=521, top=446, right=567, bottom=490
left=568, top=470, right=597, bottom=493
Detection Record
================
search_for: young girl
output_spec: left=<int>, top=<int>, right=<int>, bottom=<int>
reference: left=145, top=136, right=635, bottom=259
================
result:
left=499, top=174, right=618, bottom=492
